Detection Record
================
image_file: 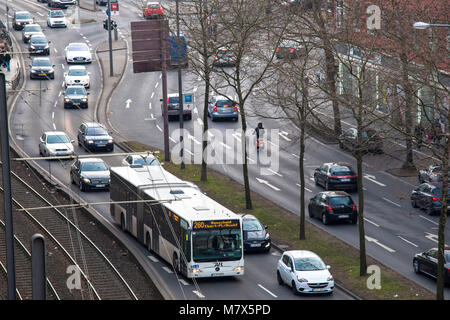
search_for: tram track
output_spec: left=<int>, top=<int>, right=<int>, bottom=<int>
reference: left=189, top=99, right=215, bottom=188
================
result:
left=0, top=158, right=138, bottom=300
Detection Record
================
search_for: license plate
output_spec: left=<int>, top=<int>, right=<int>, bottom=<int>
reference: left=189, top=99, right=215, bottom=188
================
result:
left=250, top=243, right=261, bottom=247
left=341, top=179, right=350, bottom=182
left=36, top=50, right=43, bottom=53
left=97, top=144, right=105, bottom=147
left=339, top=215, right=349, bottom=219
left=39, top=73, right=45, bottom=76
left=96, top=184, right=105, bottom=188
left=312, top=288, right=324, bottom=292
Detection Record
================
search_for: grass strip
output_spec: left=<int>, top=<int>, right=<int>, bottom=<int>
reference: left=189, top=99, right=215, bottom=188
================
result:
left=125, top=140, right=435, bottom=300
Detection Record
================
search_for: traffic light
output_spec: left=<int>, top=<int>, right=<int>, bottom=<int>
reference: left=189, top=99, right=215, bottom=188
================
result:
left=103, top=19, right=117, bottom=31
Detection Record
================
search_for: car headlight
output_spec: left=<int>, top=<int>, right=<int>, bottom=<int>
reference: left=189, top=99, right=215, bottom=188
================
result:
left=265, top=233, right=270, bottom=239
left=191, top=268, right=200, bottom=274
left=82, top=177, right=91, bottom=183
left=25, top=35, right=30, bottom=38
left=82, top=98, right=88, bottom=102
left=30, top=45, right=35, bottom=49
left=297, top=276, right=308, bottom=283
left=234, top=266, right=244, bottom=272
left=87, top=140, right=94, bottom=144
left=64, top=98, right=70, bottom=102
left=31, top=69, right=38, bottom=73
left=108, top=139, right=113, bottom=143
left=45, top=45, right=49, bottom=49
left=327, top=275, right=334, bottom=282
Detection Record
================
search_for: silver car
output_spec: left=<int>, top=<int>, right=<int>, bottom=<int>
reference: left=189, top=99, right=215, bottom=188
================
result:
left=22, top=24, right=43, bottom=43
left=39, top=131, right=74, bottom=157
left=70, top=158, right=110, bottom=191
left=207, top=95, right=239, bottom=122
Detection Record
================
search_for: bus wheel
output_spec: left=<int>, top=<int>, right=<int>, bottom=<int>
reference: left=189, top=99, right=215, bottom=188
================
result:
left=172, top=253, right=179, bottom=274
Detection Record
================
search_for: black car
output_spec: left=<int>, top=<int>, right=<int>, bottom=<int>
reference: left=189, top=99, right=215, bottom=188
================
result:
left=411, top=182, right=450, bottom=215
left=77, top=122, right=114, bottom=152
left=413, top=248, right=450, bottom=285
left=308, top=191, right=357, bottom=225
left=339, top=128, right=383, bottom=154
left=29, top=34, right=50, bottom=55
left=22, top=24, right=42, bottom=43
left=314, top=162, right=357, bottom=192
left=70, top=158, right=110, bottom=191
left=240, top=214, right=271, bottom=252
left=29, top=57, right=55, bottom=80
left=213, top=47, right=236, bottom=67
left=13, top=11, right=33, bottom=30
left=64, top=86, right=89, bottom=109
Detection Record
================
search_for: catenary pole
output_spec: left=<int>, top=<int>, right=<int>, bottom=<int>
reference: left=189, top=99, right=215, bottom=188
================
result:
left=0, top=73, right=16, bottom=300
left=107, top=0, right=114, bottom=76
left=176, top=0, right=185, bottom=169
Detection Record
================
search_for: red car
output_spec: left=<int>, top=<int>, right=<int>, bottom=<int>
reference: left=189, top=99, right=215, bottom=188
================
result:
left=142, top=2, right=164, bottom=19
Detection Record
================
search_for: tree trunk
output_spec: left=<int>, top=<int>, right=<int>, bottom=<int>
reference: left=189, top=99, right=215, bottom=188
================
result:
left=201, top=59, right=210, bottom=182
left=325, top=48, right=342, bottom=136
left=299, top=106, right=306, bottom=240
left=400, top=53, right=415, bottom=170
left=356, top=121, right=367, bottom=276
left=240, top=106, right=252, bottom=210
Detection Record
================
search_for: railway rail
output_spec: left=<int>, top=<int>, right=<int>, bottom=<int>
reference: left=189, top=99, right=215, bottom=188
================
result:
left=0, top=159, right=138, bottom=300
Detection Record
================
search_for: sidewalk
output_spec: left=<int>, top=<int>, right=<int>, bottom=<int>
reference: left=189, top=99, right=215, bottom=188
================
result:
left=2, top=56, right=20, bottom=93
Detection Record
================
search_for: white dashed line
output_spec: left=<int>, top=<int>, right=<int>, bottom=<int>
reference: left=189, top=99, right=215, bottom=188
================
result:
left=364, top=218, right=380, bottom=227
left=53, top=48, right=58, bottom=53
left=149, top=102, right=152, bottom=109
left=419, top=215, right=439, bottom=226
left=220, top=142, right=231, bottom=150
left=296, top=183, right=312, bottom=192
left=151, top=92, right=154, bottom=99
left=257, top=284, right=278, bottom=298
left=147, top=255, right=158, bottom=262
left=169, top=137, right=176, bottom=143
left=52, top=112, right=54, bottom=120
left=53, top=123, right=56, bottom=130
left=61, top=64, right=64, bottom=69
left=193, top=290, right=205, bottom=299
left=155, top=82, right=159, bottom=88
left=185, top=149, right=194, bottom=156
left=397, top=236, right=418, bottom=247
left=179, top=279, right=189, bottom=286
left=382, top=197, right=401, bottom=208
left=162, top=266, right=173, bottom=274
left=156, top=124, right=163, bottom=132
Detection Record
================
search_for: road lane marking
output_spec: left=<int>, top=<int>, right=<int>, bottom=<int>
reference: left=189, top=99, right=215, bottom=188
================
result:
left=267, top=168, right=282, bottom=177
left=147, top=255, right=158, bottom=262
left=419, top=215, right=439, bottom=226
left=278, top=132, right=291, bottom=141
left=179, top=279, right=189, bottom=286
left=53, top=123, right=56, bottom=130
left=363, top=174, right=386, bottom=187
left=151, top=92, right=154, bottom=99
left=162, top=266, right=173, bottom=274
left=382, top=197, right=401, bottom=208
left=156, top=124, right=163, bottom=132
left=397, top=236, right=418, bottom=247
left=247, top=157, right=256, bottom=163
left=193, top=290, right=205, bottom=299
left=257, top=284, right=278, bottom=298
left=365, top=236, right=396, bottom=253
left=185, top=149, right=194, bottom=156
left=364, top=218, right=380, bottom=227
left=256, top=177, right=280, bottom=191
left=188, top=134, right=201, bottom=145
left=155, top=82, right=159, bottom=88
left=296, top=183, right=312, bottom=192
left=61, top=64, right=64, bottom=69
left=220, top=142, right=231, bottom=150
left=291, top=153, right=300, bottom=159
left=53, top=48, right=58, bottom=53
left=169, top=137, right=176, bottom=143
left=149, top=102, right=152, bottom=109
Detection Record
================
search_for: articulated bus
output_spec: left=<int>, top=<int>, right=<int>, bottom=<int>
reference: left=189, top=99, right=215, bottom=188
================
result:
left=109, top=165, right=244, bottom=278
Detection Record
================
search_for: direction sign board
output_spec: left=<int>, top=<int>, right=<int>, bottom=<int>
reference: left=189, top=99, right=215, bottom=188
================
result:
left=130, top=20, right=170, bottom=73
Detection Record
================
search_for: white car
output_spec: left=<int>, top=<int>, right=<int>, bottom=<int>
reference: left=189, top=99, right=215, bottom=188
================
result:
left=65, top=66, right=90, bottom=88
left=277, top=250, right=334, bottom=295
left=39, top=131, right=74, bottom=157
left=65, top=42, right=92, bottom=64
left=122, top=154, right=160, bottom=167
left=47, top=9, right=67, bottom=28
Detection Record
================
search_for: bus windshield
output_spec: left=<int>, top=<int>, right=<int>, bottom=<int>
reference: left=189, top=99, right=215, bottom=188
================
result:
left=192, top=228, right=242, bottom=262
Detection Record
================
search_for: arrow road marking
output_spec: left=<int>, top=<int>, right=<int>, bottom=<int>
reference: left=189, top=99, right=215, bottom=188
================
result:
left=425, top=232, right=448, bottom=246
left=278, top=132, right=291, bottom=141
left=365, top=236, right=396, bottom=253
left=363, top=174, right=386, bottom=187
left=256, top=177, right=280, bottom=191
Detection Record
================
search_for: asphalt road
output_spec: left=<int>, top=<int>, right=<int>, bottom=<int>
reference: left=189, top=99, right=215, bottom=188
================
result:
left=5, top=0, right=448, bottom=300
left=4, top=0, right=353, bottom=300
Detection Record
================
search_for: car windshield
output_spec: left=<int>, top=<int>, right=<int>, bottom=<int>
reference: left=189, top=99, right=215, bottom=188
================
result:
left=148, top=4, right=160, bottom=8
left=50, top=11, right=64, bottom=17
left=85, top=127, right=108, bottom=136
left=192, top=228, right=242, bottom=262
left=330, top=166, right=353, bottom=175
left=242, top=219, right=263, bottom=231
left=33, top=59, right=51, bottom=67
left=25, top=25, right=41, bottom=32
left=66, top=87, right=85, bottom=95
left=294, top=256, right=326, bottom=271
left=328, top=196, right=353, bottom=206
left=168, top=96, right=179, bottom=104
left=16, top=13, right=32, bottom=20
left=218, top=49, right=232, bottom=57
left=68, top=69, right=87, bottom=76
left=31, top=37, right=47, bottom=44
left=216, top=100, right=233, bottom=107
left=47, top=135, right=70, bottom=144
left=80, top=161, right=108, bottom=172
left=69, top=44, right=88, bottom=51
left=133, top=156, right=159, bottom=166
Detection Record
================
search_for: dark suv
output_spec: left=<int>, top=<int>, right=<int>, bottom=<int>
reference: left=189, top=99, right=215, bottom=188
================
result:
left=314, top=162, right=357, bottom=192
left=339, top=128, right=383, bottom=154
left=70, top=158, right=110, bottom=191
left=77, top=122, right=114, bottom=152
left=239, top=214, right=271, bottom=252
left=308, top=191, right=357, bottom=225
left=411, top=182, right=450, bottom=215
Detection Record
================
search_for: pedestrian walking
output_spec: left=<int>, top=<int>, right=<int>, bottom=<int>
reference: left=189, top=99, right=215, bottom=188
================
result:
left=0, top=43, right=11, bottom=72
